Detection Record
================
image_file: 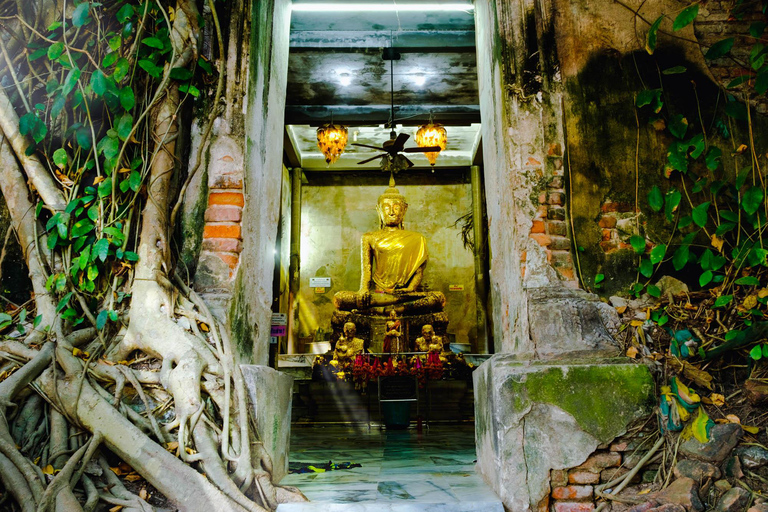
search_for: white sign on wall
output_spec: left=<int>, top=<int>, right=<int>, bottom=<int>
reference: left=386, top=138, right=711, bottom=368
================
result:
left=309, top=277, right=331, bottom=287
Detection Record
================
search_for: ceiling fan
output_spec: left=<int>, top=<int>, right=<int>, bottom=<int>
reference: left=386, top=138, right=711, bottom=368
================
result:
left=353, top=49, right=441, bottom=169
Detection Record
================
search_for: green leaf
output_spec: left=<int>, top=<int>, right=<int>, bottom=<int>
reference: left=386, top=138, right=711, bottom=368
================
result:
left=116, top=113, right=133, bottom=141
left=679, top=215, right=693, bottom=229
left=713, top=295, right=733, bottom=308
left=198, top=57, right=213, bottom=74
left=757, top=69, right=768, bottom=95
left=692, top=201, right=710, bottom=228
left=662, top=66, right=687, bottom=75
left=725, top=101, right=748, bottom=121
left=750, top=21, right=767, bottom=38
left=742, top=186, right=764, bottom=215
left=114, top=58, right=130, bottom=81
left=715, top=222, right=737, bottom=236
left=129, top=170, right=141, bottom=191
left=665, top=189, right=682, bottom=221
left=93, top=238, right=109, bottom=262
left=124, top=251, right=139, bottom=261
left=90, top=70, right=110, bottom=96
left=62, top=66, right=81, bottom=96
left=647, top=284, right=661, bottom=297
left=53, top=148, right=68, bottom=168
left=33, top=314, right=42, bottom=328
left=178, top=84, right=200, bottom=97
left=640, top=258, right=654, bottom=278
left=47, top=41, right=64, bottom=60
left=705, top=147, right=722, bottom=171
left=595, top=273, right=605, bottom=284
left=79, top=245, right=90, bottom=269
left=735, top=276, right=760, bottom=286
left=142, top=37, right=164, bottom=49
left=138, top=59, right=162, bottom=78
left=72, top=2, right=91, bottom=27
left=70, top=219, right=94, bottom=238
left=673, top=4, right=698, bottom=30
left=56, top=292, right=73, bottom=313
left=699, top=270, right=713, bottom=287
left=96, top=309, right=108, bottom=330
left=102, top=52, right=119, bottom=69
left=720, top=210, right=739, bottom=223
left=689, top=134, right=705, bottom=159
left=727, top=75, right=751, bottom=88
left=648, top=186, right=663, bottom=212
left=119, top=87, right=135, bottom=111
left=646, top=15, right=663, bottom=54
left=116, top=3, right=134, bottom=23
left=705, top=38, right=734, bottom=59
left=750, top=344, right=763, bottom=360
left=108, top=310, right=118, bottom=322
left=673, top=245, right=690, bottom=271
left=692, top=178, right=707, bottom=193
left=170, top=67, right=194, bottom=80
left=0, top=313, right=11, bottom=329
left=19, top=112, right=47, bottom=143
left=630, top=235, right=646, bottom=254
left=669, top=114, right=689, bottom=139
left=28, top=47, right=48, bottom=61
left=700, top=249, right=714, bottom=270
left=98, top=177, right=112, bottom=198
left=650, top=244, right=666, bottom=264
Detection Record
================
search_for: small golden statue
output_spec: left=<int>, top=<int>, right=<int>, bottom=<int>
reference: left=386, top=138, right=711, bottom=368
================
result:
left=383, top=310, right=407, bottom=354
left=415, top=324, right=446, bottom=354
left=330, top=322, right=365, bottom=366
left=333, top=177, right=445, bottom=315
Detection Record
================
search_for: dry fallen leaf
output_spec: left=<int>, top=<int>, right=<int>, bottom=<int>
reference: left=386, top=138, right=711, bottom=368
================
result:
left=710, top=235, right=724, bottom=253
left=744, top=295, right=758, bottom=310
left=726, top=414, right=741, bottom=424
left=139, top=488, right=148, bottom=500
left=667, top=357, right=714, bottom=390
left=710, top=393, right=725, bottom=407
left=742, top=425, right=760, bottom=434
left=736, top=144, right=748, bottom=154
left=93, top=176, right=106, bottom=184
left=199, top=322, right=209, bottom=333
left=638, top=489, right=651, bottom=495
left=42, top=464, right=54, bottom=475
left=630, top=320, right=644, bottom=327
left=616, top=305, right=627, bottom=314
left=124, top=472, right=142, bottom=482
left=684, top=303, right=697, bottom=310
left=626, top=346, right=639, bottom=358
left=109, top=506, right=123, bottom=512
left=759, top=288, right=768, bottom=299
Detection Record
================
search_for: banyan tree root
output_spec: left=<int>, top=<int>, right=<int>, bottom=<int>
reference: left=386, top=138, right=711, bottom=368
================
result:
left=0, top=0, right=309, bottom=509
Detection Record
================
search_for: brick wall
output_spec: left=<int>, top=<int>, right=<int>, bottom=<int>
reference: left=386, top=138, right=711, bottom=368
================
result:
left=523, top=143, right=579, bottom=285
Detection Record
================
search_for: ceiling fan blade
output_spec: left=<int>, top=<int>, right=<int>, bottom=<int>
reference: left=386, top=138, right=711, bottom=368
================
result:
left=403, top=146, right=442, bottom=153
left=392, top=133, right=410, bottom=153
left=403, top=156, right=415, bottom=168
left=352, top=143, right=387, bottom=151
left=357, top=154, right=386, bottom=165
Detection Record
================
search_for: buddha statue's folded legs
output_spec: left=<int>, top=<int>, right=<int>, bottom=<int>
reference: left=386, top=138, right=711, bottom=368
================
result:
left=333, top=290, right=446, bottom=315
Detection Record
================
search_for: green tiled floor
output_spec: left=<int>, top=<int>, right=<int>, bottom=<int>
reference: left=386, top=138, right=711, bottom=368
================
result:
left=278, top=425, right=502, bottom=510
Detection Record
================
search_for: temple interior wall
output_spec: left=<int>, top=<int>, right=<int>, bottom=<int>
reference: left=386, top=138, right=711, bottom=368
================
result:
left=297, top=175, right=478, bottom=351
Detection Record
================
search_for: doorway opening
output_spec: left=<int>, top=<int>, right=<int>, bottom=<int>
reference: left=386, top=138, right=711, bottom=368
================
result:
left=265, top=0, right=499, bottom=506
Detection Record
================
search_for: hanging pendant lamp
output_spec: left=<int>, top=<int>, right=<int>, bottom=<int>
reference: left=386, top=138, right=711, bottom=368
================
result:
left=415, top=121, right=447, bottom=166
left=317, top=123, right=348, bottom=166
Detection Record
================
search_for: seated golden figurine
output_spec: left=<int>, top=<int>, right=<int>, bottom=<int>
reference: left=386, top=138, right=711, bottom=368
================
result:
left=330, top=322, right=365, bottom=366
left=415, top=324, right=446, bottom=354
left=333, top=181, right=445, bottom=315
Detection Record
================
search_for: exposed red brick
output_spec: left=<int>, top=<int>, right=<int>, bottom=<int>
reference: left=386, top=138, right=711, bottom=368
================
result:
left=210, top=174, right=244, bottom=190
left=537, top=205, right=549, bottom=219
left=521, top=266, right=526, bottom=278
left=202, top=238, right=242, bottom=253
left=208, top=191, right=244, bottom=207
left=547, top=207, right=566, bottom=221
left=548, top=192, right=565, bottom=206
left=552, top=469, right=569, bottom=487
left=538, top=192, right=547, bottom=204
left=203, top=224, right=241, bottom=239
left=552, top=486, right=593, bottom=501
left=216, top=253, right=239, bottom=270
left=600, top=466, right=641, bottom=484
left=568, top=471, right=601, bottom=485
left=520, top=251, right=527, bottom=262
left=205, top=205, right=242, bottom=222
left=618, top=242, right=633, bottom=251
left=609, top=442, right=629, bottom=452
left=558, top=267, right=576, bottom=281
left=601, top=229, right=612, bottom=241
left=549, top=176, right=564, bottom=189
left=577, top=452, right=621, bottom=472
left=554, top=503, right=595, bottom=512
left=550, top=236, right=572, bottom=251
left=551, top=251, right=573, bottom=268
left=530, top=233, right=552, bottom=246
left=527, top=156, right=542, bottom=166
left=548, top=221, right=567, bottom=236
left=553, top=158, right=563, bottom=170
left=548, top=143, right=563, bottom=156
left=600, top=241, right=618, bottom=253
left=531, top=220, right=546, bottom=233
left=546, top=249, right=552, bottom=262
left=598, top=216, right=617, bottom=229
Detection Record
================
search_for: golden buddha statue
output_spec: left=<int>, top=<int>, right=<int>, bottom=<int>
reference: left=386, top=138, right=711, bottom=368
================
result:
left=415, top=324, right=446, bottom=353
left=333, top=179, right=445, bottom=315
left=330, top=322, right=365, bottom=366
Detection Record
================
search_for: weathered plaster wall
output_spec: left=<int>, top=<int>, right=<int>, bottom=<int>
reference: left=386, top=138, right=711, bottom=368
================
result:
left=297, top=176, right=478, bottom=349
left=231, top=0, right=291, bottom=365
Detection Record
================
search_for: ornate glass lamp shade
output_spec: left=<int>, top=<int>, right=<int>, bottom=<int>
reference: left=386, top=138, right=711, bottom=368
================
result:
left=316, top=124, right=348, bottom=165
left=415, top=122, right=447, bottom=166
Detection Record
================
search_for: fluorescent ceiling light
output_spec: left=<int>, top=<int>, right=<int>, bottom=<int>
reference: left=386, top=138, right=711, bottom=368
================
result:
left=291, top=3, right=474, bottom=12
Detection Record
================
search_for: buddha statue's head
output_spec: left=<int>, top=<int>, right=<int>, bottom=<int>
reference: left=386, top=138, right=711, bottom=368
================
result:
left=421, top=324, right=434, bottom=342
left=377, top=186, right=408, bottom=229
left=343, top=322, right=357, bottom=338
